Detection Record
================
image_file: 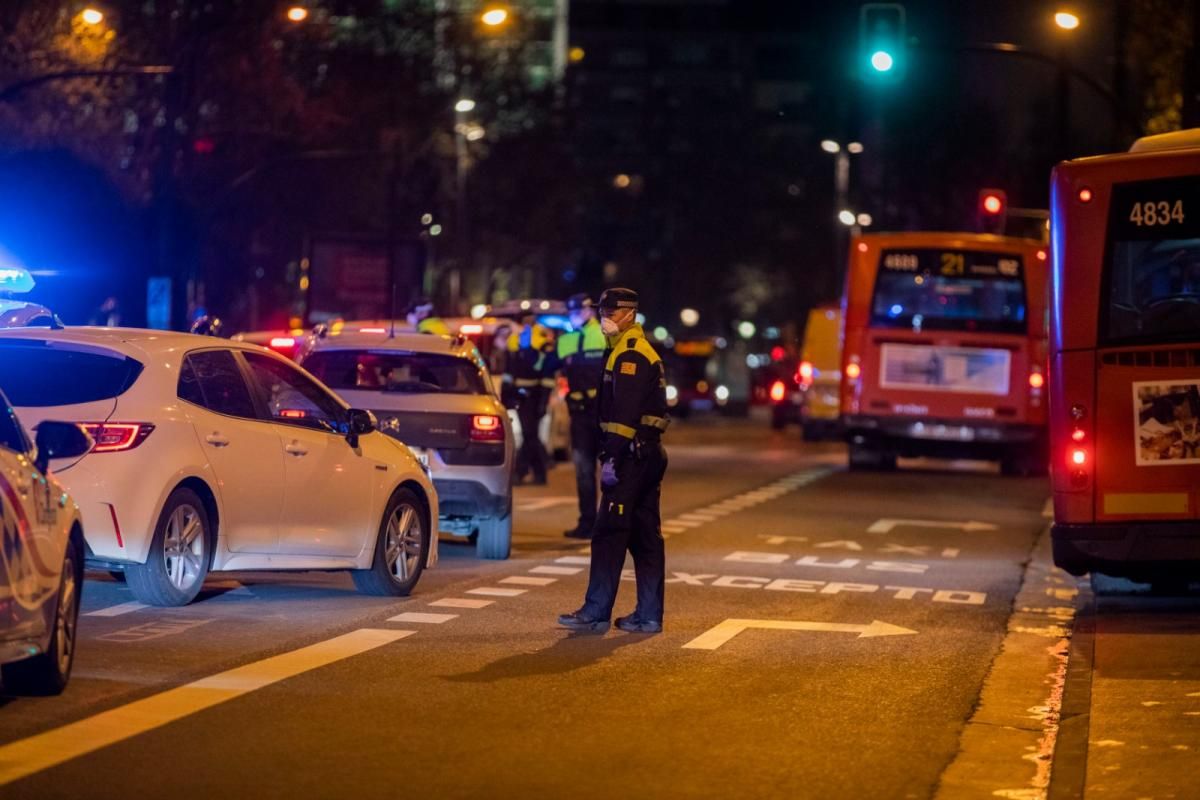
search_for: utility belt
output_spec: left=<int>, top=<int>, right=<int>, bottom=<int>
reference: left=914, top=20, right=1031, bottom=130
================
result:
left=601, top=414, right=670, bottom=448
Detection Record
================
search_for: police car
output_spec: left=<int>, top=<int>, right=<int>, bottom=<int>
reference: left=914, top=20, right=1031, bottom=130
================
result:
left=0, top=390, right=91, bottom=695
left=0, top=266, right=62, bottom=330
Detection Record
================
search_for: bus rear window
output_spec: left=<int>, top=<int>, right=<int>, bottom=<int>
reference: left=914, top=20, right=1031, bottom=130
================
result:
left=1103, top=176, right=1200, bottom=345
left=871, top=249, right=1027, bottom=334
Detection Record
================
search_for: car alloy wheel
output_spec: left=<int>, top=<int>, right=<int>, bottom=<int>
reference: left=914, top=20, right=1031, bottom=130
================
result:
left=162, top=503, right=206, bottom=592
left=54, top=549, right=78, bottom=677
left=385, top=502, right=424, bottom=583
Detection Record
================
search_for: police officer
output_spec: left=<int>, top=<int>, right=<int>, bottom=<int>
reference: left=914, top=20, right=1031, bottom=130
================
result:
left=505, top=313, right=557, bottom=485
left=557, top=294, right=607, bottom=539
left=558, top=288, right=669, bottom=634
left=406, top=297, right=450, bottom=335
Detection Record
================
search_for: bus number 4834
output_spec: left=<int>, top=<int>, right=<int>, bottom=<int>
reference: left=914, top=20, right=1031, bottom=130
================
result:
left=1129, top=199, right=1184, bottom=226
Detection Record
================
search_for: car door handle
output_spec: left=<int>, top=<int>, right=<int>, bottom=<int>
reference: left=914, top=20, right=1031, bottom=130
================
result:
left=205, top=433, right=230, bottom=447
left=284, top=442, right=309, bottom=457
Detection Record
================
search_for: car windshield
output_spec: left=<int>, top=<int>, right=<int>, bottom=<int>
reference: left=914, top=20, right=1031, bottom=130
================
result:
left=1103, top=176, right=1200, bottom=344
left=0, top=341, right=144, bottom=407
left=871, top=249, right=1027, bottom=335
left=303, top=350, right=487, bottom=395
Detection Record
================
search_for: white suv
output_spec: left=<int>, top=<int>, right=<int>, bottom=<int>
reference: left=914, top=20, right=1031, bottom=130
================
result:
left=0, top=328, right=438, bottom=606
left=299, top=329, right=515, bottom=558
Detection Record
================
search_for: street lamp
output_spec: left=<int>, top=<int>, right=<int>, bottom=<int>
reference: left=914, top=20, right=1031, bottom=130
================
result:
left=838, top=210, right=857, bottom=226
left=680, top=308, right=700, bottom=328
left=820, top=139, right=840, bottom=154
left=285, top=6, right=308, bottom=23
left=480, top=6, right=510, bottom=27
left=454, top=98, right=476, bottom=113
left=1054, top=11, right=1081, bottom=31
left=80, top=7, right=104, bottom=25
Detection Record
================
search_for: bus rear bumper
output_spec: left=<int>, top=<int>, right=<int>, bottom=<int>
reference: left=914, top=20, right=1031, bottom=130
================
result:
left=843, top=415, right=1043, bottom=458
left=1052, top=521, right=1200, bottom=578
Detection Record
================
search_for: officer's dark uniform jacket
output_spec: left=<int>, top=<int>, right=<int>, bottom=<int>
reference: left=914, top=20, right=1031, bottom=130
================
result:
left=556, top=317, right=606, bottom=413
left=505, top=324, right=557, bottom=391
left=598, top=322, right=669, bottom=466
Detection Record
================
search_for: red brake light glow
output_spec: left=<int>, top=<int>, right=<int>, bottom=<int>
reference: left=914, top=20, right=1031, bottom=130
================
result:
left=81, top=423, right=155, bottom=453
left=798, top=361, right=814, bottom=382
left=1078, top=188, right=1093, bottom=203
left=1028, top=372, right=1045, bottom=389
left=1070, top=448, right=1087, bottom=466
left=279, top=409, right=307, bottom=419
left=983, top=195, right=1003, bottom=214
left=1071, top=429, right=1086, bottom=442
left=769, top=380, right=786, bottom=403
left=269, top=336, right=296, bottom=349
left=470, top=414, right=504, bottom=443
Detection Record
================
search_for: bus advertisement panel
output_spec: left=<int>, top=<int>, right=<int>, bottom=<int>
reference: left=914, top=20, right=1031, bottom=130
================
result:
left=841, top=232, right=1049, bottom=473
left=1049, top=130, right=1200, bottom=583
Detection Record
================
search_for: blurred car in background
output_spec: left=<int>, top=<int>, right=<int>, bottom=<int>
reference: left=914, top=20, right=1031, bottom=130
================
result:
left=0, top=391, right=92, bottom=695
left=0, top=267, right=62, bottom=330
left=665, top=337, right=732, bottom=418
left=300, top=328, right=515, bottom=559
left=797, top=304, right=843, bottom=440
left=230, top=327, right=307, bottom=360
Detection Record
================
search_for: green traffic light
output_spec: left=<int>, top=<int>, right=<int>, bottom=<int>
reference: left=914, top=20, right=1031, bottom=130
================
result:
left=870, top=50, right=895, bottom=72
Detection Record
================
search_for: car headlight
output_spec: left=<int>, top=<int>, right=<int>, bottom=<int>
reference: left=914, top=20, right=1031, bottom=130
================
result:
left=665, top=385, right=679, bottom=405
left=714, top=385, right=730, bottom=404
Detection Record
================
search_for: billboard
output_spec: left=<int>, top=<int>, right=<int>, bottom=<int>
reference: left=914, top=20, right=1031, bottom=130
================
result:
left=880, top=344, right=1011, bottom=396
left=1133, top=380, right=1200, bottom=466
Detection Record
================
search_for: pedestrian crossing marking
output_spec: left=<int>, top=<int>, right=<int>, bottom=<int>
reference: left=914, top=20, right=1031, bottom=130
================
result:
left=556, top=556, right=591, bottom=565
left=531, top=565, right=583, bottom=575
left=388, top=612, right=458, bottom=624
left=467, top=587, right=528, bottom=597
left=501, top=576, right=557, bottom=586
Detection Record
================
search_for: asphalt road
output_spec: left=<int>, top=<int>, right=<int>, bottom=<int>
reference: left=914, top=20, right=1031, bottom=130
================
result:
left=1, top=415, right=1192, bottom=798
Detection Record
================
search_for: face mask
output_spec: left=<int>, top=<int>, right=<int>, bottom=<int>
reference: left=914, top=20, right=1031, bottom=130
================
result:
left=600, top=317, right=620, bottom=336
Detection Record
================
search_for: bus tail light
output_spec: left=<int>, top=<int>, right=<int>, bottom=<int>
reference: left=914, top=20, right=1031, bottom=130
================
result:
left=80, top=423, right=156, bottom=453
left=470, top=414, right=504, bottom=443
left=1028, top=371, right=1044, bottom=389
left=845, top=359, right=861, bottom=382
left=1066, top=404, right=1090, bottom=486
left=770, top=380, right=786, bottom=403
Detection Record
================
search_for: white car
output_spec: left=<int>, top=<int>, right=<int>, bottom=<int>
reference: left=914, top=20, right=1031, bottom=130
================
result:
left=299, top=329, right=515, bottom=558
left=0, top=393, right=92, bottom=695
left=0, top=328, right=438, bottom=607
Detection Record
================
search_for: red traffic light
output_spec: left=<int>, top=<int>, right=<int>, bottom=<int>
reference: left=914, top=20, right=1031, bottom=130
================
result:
left=979, top=189, right=1006, bottom=215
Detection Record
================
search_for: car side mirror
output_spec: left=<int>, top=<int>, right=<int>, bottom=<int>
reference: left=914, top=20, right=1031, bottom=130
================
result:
left=34, top=421, right=94, bottom=474
left=345, top=408, right=376, bottom=448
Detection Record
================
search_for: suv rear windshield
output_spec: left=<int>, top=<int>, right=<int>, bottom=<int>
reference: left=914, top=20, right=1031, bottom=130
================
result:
left=303, top=350, right=487, bottom=395
left=0, top=342, right=143, bottom=407
left=871, top=249, right=1027, bottom=335
left=1103, top=176, right=1200, bottom=345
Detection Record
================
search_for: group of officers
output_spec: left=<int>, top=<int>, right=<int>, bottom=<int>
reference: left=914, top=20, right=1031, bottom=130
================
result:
left=407, top=288, right=670, bottom=633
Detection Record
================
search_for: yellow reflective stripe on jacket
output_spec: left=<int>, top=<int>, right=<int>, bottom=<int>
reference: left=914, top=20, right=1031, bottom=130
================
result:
left=604, top=325, right=660, bottom=372
left=514, top=378, right=539, bottom=388
left=640, top=415, right=669, bottom=430
left=601, top=421, right=637, bottom=439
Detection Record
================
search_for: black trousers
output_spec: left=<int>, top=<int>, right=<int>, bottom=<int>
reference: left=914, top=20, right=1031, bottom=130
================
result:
left=581, top=441, right=668, bottom=623
left=568, top=408, right=601, bottom=529
left=515, top=389, right=549, bottom=481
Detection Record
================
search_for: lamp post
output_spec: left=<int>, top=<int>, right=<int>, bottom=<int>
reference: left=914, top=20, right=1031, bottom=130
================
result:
left=821, top=139, right=863, bottom=299
left=1053, top=10, right=1080, bottom=162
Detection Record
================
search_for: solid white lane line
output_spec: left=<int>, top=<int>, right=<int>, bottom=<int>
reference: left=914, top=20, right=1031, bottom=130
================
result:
left=430, top=598, right=494, bottom=609
left=500, top=576, right=557, bottom=586
left=530, top=565, right=582, bottom=576
left=84, top=601, right=148, bottom=618
left=555, top=556, right=591, bottom=565
left=466, top=587, right=527, bottom=597
left=0, top=628, right=412, bottom=786
left=387, top=612, right=457, bottom=624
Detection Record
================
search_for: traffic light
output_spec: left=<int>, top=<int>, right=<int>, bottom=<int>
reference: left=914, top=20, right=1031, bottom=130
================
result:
left=978, top=188, right=1007, bottom=234
left=859, top=3, right=906, bottom=81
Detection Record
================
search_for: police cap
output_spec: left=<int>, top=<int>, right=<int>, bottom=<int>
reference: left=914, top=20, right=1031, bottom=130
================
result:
left=566, top=293, right=593, bottom=312
left=597, top=287, right=639, bottom=312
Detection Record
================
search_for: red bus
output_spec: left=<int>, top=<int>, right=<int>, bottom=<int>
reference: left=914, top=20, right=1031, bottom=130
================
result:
left=1049, top=130, right=1200, bottom=584
left=840, top=232, right=1050, bottom=473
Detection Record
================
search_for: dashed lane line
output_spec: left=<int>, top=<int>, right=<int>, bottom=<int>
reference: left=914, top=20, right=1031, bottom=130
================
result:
left=657, top=466, right=836, bottom=540
left=430, top=598, right=495, bottom=609
left=466, top=587, right=528, bottom=598
left=388, top=612, right=458, bottom=624
left=0, top=628, right=414, bottom=786
left=84, top=601, right=148, bottom=618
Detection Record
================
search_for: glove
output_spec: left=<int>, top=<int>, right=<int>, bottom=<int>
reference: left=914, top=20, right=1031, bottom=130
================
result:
left=600, top=459, right=619, bottom=488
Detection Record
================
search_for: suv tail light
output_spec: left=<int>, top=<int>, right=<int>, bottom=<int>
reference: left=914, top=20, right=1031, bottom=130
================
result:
left=470, top=414, right=504, bottom=443
left=80, top=423, right=155, bottom=453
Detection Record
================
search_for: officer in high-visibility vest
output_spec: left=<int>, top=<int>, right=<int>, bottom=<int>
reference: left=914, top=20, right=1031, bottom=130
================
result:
left=557, top=294, right=608, bottom=539
left=559, top=288, right=669, bottom=634
left=406, top=298, right=450, bottom=335
left=505, top=313, right=557, bottom=485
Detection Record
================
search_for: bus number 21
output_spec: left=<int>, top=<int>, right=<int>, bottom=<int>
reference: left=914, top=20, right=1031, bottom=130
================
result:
left=1129, top=200, right=1184, bottom=227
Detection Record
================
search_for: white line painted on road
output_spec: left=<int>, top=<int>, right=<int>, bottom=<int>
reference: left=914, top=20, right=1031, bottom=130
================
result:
left=530, top=565, right=582, bottom=576
left=666, top=520, right=702, bottom=528
left=466, top=587, right=527, bottom=597
left=0, top=628, right=413, bottom=786
left=500, top=576, right=557, bottom=586
left=867, top=518, right=999, bottom=534
left=84, top=601, right=148, bottom=618
left=430, top=598, right=495, bottom=609
left=555, top=556, right=591, bottom=565
left=388, top=612, right=457, bottom=624
left=682, top=618, right=917, bottom=650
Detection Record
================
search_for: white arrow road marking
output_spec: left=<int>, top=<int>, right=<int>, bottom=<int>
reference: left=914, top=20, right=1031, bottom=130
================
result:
left=0, top=628, right=413, bottom=786
left=867, top=518, right=999, bottom=535
left=516, top=496, right=576, bottom=512
left=682, top=618, right=918, bottom=650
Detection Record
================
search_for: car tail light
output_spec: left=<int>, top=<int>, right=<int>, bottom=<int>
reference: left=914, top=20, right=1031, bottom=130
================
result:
left=269, top=336, right=296, bottom=351
left=770, top=380, right=786, bottom=403
left=279, top=409, right=308, bottom=419
left=470, top=414, right=504, bottom=443
left=80, top=423, right=155, bottom=453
